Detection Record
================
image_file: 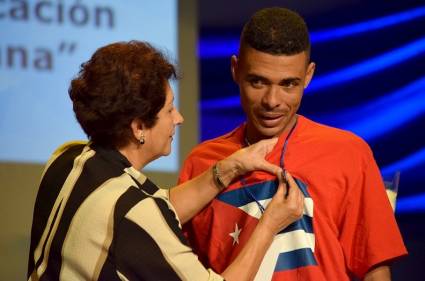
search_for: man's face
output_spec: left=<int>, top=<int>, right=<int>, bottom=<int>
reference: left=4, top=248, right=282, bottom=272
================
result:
left=231, top=46, right=315, bottom=143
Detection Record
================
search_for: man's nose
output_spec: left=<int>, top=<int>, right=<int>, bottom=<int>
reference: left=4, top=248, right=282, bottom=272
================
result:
left=261, top=86, right=281, bottom=109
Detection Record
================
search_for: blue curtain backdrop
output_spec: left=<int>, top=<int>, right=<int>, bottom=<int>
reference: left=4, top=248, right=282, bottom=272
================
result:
left=198, top=1, right=425, bottom=215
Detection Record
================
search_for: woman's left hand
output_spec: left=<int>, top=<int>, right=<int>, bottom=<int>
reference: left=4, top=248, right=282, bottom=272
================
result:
left=217, top=138, right=282, bottom=186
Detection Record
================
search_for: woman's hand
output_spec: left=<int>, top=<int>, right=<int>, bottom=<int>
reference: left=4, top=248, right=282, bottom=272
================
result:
left=216, top=138, right=282, bottom=187
left=221, top=171, right=305, bottom=281
left=170, top=137, right=291, bottom=225
left=259, top=171, right=305, bottom=235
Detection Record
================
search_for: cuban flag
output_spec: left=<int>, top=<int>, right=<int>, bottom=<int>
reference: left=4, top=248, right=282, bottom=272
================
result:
left=215, top=177, right=316, bottom=280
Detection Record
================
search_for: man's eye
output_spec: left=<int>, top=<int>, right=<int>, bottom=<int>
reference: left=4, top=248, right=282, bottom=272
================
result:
left=250, top=79, right=264, bottom=88
left=281, top=80, right=299, bottom=88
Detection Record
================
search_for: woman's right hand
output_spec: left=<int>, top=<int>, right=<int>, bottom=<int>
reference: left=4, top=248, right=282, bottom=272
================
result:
left=220, top=171, right=305, bottom=281
left=259, top=171, right=305, bottom=235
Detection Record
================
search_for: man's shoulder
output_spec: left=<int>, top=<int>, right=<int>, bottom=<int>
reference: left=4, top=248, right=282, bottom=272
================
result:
left=187, top=126, right=244, bottom=160
left=179, top=126, right=244, bottom=181
left=299, top=116, right=370, bottom=151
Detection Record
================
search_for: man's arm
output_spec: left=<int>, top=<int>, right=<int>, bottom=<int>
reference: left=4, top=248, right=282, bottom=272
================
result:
left=363, top=264, right=391, bottom=280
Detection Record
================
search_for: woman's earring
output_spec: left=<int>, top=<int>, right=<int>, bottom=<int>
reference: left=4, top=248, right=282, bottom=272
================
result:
left=139, top=133, right=145, bottom=144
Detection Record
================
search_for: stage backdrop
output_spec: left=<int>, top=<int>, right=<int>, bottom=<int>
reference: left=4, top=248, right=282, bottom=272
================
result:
left=198, top=1, right=425, bottom=215
left=0, top=0, right=179, bottom=171
left=0, top=1, right=199, bottom=280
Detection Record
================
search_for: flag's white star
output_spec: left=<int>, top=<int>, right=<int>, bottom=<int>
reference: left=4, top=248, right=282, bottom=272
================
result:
left=229, top=223, right=242, bottom=245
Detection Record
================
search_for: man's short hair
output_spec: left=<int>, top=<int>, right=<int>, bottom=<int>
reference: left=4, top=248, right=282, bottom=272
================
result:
left=240, top=7, right=310, bottom=58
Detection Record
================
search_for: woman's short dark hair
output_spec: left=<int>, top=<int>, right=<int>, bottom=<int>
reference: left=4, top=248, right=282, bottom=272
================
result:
left=69, top=41, right=177, bottom=148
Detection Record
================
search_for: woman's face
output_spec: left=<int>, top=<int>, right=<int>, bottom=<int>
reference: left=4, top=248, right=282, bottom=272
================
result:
left=144, top=82, right=184, bottom=159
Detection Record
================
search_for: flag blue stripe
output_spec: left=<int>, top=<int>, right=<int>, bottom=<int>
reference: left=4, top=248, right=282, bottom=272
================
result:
left=218, top=178, right=311, bottom=207
left=274, top=248, right=317, bottom=272
left=279, top=215, right=313, bottom=234
left=218, top=180, right=276, bottom=206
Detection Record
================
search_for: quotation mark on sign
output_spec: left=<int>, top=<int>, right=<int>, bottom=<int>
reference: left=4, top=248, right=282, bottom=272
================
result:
left=58, top=42, right=77, bottom=55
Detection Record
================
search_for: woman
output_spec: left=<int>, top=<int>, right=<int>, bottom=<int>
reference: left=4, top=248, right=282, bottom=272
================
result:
left=27, top=41, right=304, bottom=281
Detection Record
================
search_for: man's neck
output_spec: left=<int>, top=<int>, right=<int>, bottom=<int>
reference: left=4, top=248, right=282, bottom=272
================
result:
left=245, top=115, right=298, bottom=145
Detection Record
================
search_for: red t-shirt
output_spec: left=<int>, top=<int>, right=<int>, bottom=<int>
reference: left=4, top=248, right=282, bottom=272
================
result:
left=179, top=115, right=407, bottom=280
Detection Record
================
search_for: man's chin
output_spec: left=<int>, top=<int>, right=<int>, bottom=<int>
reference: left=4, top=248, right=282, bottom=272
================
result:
left=255, top=126, right=284, bottom=139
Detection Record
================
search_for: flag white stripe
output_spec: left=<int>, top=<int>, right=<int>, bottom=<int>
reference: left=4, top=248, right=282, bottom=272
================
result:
left=254, top=230, right=315, bottom=281
left=238, top=197, right=313, bottom=219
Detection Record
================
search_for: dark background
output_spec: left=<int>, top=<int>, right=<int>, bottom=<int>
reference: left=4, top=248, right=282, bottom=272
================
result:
left=197, top=0, right=425, bottom=279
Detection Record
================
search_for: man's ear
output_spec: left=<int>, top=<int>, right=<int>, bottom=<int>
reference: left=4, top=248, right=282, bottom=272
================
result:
left=304, top=62, right=316, bottom=89
left=231, top=55, right=239, bottom=83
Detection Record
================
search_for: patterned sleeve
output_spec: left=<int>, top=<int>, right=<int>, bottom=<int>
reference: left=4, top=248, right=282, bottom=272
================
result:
left=113, top=196, right=224, bottom=281
left=154, top=187, right=171, bottom=201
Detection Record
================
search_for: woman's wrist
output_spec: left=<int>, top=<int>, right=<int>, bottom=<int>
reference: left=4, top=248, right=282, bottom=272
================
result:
left=213, top=159, right=241, bottom=189
left=257, top=214, right=281, bottom=237
left=212, top=162, right=227, bottom=190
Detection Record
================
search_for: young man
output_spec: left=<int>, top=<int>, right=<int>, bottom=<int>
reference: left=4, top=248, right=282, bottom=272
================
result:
left=179, top=7, right=407, bottom=281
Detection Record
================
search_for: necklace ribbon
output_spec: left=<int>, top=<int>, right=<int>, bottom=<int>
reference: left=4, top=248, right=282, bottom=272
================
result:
left=242, top=119, right=298, bottom=213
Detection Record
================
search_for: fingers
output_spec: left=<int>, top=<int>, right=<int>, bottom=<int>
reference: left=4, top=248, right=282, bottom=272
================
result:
left=275, top=177, right=287, bottom=198
left=261, top=171, right=305, bottom=234
left=285, top=171, right=305, bottom=216
left=285, top=171, right=299, bottom=200
left=252, top=137, right=278, bottom=155
left=262, top=137, right=278, bottom=154
left=230, top=137, right=278, bottom=176
left=257, top=161, right=282, bottom=176
left=284, top=170, right=295, bottom=186
left=277, top=170, right=288, bottom=197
